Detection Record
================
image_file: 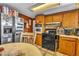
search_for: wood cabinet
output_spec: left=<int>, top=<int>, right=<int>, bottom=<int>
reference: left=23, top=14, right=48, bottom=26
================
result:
left=62, top=10, right=79, bottom=28
left=36, top=15, right=44, bottom=24
left=76, top=40, right=79, bottom=56
left=45, top=15, right=53, bottom=24
left=58, top=36, right=76, bottom=56
left=35, top=34, right=42, bottom=46
left=19, top=13, right=33, bottom=32
left=35, top=15, right=45, bottom=32
left=53, top=13, right=63, bottom=22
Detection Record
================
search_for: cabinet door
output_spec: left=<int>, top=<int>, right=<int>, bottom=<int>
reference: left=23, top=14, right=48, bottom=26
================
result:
left=58, top=37, right=76, bottom=56
left=53, top=13, right=63, bottom=22
left=63, top=10, right=78, bottom=28
left=76, top=40, right=79, bottom=56
left=58, top=38, right=66, bottom=53
left=35, top=34, right=42, bottom=46
left=36, top=15, right=44, bottom=24
left=45, top=15, right=53, bottom=24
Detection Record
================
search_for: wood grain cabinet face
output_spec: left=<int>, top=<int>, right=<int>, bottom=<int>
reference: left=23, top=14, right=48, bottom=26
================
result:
left=52, top=13, right=63, bottom=22
left=45, top=15, right=53, bottom=24
left=58, top=37, right=76, bottom=56
left=58, top=38, right=66, bottom=53
left=76, top=40, right=79, bottom=56
left=62, top=10, right=79, bottom=28
left=36, top=15, right=44, bottom=24
left=35, top=34, right=42, bottom=46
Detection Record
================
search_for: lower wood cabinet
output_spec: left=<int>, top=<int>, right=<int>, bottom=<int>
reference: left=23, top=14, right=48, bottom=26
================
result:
left=35, top=34, right=42, bottom=46
left=58, top=37, right=76, bottom=56
left=76, top=40, right=79, bottom=56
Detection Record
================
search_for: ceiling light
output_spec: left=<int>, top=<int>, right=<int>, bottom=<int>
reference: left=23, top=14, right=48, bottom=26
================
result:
left=75, top=3, right=79, bottom=8
left=32, top=3, right=60, bottom=12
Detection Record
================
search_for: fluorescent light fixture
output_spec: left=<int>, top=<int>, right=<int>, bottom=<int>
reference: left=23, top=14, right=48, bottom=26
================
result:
left=75, top=3, right=79, bottom=8
left=32, top=3, right=60, bottom=12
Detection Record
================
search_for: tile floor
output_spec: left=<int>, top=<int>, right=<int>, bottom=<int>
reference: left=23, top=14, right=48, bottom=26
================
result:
left=35, top=45, right=67, bottom=56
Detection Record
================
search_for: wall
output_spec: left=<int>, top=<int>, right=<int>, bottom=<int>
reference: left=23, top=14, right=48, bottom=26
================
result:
left=0, top=5, right=2, bottom=12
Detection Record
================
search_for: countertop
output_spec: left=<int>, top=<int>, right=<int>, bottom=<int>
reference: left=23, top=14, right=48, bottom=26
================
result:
left=58, top=34, right=79, bottom=39
left=22, top=32, right=34, bottom=35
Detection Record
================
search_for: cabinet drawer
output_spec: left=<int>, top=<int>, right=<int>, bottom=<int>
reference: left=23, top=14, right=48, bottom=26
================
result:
left=60, top=37, right=76, bottom=41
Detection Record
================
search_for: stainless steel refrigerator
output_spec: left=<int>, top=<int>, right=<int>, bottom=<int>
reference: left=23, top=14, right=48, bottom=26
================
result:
left=14, top=16, right=24, bottom=42
left=0, top=13, right=13, bottom=44
left=0, top=13, right=24, bottom=44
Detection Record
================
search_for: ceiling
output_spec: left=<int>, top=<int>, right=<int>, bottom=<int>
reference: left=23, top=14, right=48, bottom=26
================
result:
left=2, top=3, right=37, bottom=18
left=1, top=3, right=79, bottom=18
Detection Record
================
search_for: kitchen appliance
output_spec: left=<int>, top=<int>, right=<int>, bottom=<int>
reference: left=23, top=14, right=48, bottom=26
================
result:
left=35, top=24, right=42, bottom=34
left=74, top=28, right=79, bottom=36
left=64, top=28, right=74, bottom=35
left=56, top=28, right=64, bottom=35
left=46, top=29, right=56, bottom=35
left=14, top=17, right=24, bottom=42
left=0, top=13, right=13, bottom=44
left=45, top=22, right=61, bottom=29
left=4, top=26, right=12, bottom=34
left=0, top=5, right=24, bottom=44
left=2, top=26, right=13, bottom=44
left=0, top=13, right=24, bottom=44
left=42, top=29, right=58, bottom=51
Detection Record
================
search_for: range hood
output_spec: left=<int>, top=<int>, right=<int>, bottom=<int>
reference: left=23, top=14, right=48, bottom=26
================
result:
left=45, top=22, right=62, bottom=29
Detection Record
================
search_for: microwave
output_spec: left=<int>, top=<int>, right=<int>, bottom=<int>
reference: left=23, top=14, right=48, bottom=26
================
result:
left=35, top=24, right=42, bottom=34
left=35, top=27, right=42, bottom=33
left=3, top=26, right=12, bottom=34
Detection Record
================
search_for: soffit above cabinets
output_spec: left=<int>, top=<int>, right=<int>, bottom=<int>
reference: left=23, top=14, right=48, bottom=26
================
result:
left=1, top=3, right=79, bottom=18
left=43, top=3, right=79, bottom=15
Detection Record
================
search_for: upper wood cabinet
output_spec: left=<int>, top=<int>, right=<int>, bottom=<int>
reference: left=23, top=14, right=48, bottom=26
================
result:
left=58, top=36, right=76, bottom=56
left=52, top=13, right=63, bottom=22
left=35, top=15, right=44, bottom=24
left=19, top=13, right=33, bottom=32
left=45, top=15, right=53, bottom=24
left=62, top=10, right=79, bottom=28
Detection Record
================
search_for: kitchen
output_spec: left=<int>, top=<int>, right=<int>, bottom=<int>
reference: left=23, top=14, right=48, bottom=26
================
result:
left=0, top=3, right=79, bottom=56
